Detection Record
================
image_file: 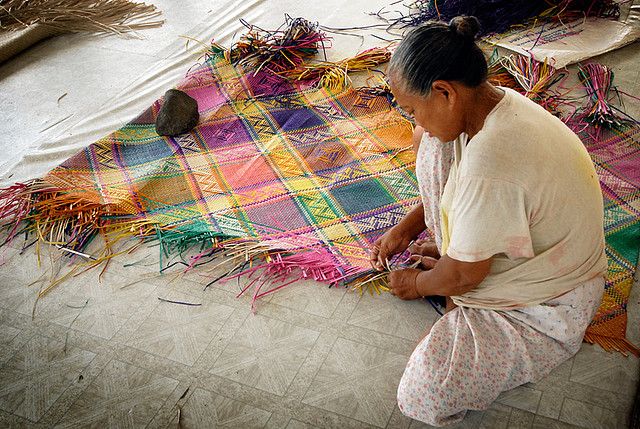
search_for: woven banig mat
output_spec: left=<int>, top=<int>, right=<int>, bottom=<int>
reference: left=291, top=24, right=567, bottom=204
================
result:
left=0, top=48, right=419, bottom=294
left=0, top=47, right=638, bottom=355
left=581, top=124, right=640, bottom=356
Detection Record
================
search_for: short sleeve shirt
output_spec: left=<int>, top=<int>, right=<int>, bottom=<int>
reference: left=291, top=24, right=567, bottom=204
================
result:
left=440, top=88, right=607, bottom=309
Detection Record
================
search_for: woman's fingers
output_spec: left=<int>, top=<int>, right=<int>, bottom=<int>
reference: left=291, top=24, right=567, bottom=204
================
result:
left=420, top=256, right=438, bottom=270
left=409, top=241, right=440, bottom=258
left=409, top=254, right=438, bottom=270
left=370, top=239, right=384, bottom=271
left=369, top=248, right=378, bottom=269
left=377, top=246, right=388, bottom=271
left=408, top=242, right=420, bottom=254
left=371, top=230, right=415, bottom=271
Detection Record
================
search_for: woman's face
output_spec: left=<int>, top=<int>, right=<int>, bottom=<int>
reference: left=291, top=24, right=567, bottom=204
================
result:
left=391, top=78, right=464, bottom=143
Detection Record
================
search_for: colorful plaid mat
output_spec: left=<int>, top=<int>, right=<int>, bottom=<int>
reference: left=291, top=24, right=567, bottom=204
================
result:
left=580, top=124, right=640, bottom=355
left=38, top=49, right=419, bottom=284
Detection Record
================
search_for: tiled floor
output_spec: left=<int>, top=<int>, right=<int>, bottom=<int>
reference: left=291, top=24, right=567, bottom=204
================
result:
left=0, top=233, right=637, bottom=428
left=0, top=1, right=639, bottom=428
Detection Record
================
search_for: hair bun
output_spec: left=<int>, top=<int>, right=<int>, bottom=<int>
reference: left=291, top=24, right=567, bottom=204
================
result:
left=449, top=16, right=481, bottom=41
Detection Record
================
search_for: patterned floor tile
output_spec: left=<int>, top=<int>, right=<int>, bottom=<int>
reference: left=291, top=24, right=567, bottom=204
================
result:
left=509, top=408, right=535, bottom=429
left=173, top=388, right=272, bottom=428
left=536, top=390, right=565, bottom=420
left=0, top=324, right=27, bottom=366
left=32, top=272, right=157, bottom=340
left=496, top=385, right=542, bottom=414
left=547, top=370, right=628, bottom=412
left=264, top=413, right=292, bottom=429
left=626, top=276, right=640, bottom=345
left=532, top=415, right=584, bottom=429
left=0, top=246, right=159, bottom=329
left=267, top=279, right=346, bottom=318
left=407, top=400, right=534, bottom=429
left=569, top=342, right=639, bottom=397
left=126, top=289, right=235, bottom=365
left=0, top=334, right=95, bottom=422
left=478, top=402, right=512, bottom=428
left=0, top=323, right=20, bottom=347
left=558, top=398, right=618, bottom=429
left=0, top=245, right=19, bottom=266
left=347, top=292, right=438, bottom=341
left=292, top=402, right=381, bottom=429
left=384, top=404, right=413, bottom=428
left=286, top=419, right=319, bottom=428
left=0, top=307, right=17, bottom=326
left=528, top=347, right=634, bottom=421
left=211, top=314, right=319, bottom=396
left=0, top=408, right=48, bottom=429
left=0, top=251, right=46, bottom=316
left=302, top=337, right=407, bottom=427
left=55, top=359, right=178, bottom=428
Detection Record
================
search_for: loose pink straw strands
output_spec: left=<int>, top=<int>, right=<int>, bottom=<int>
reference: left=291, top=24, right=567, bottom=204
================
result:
left=577, top=63, right=622, bottom=129
left=0, top=184, right=32, bottom=244
left=184, top=233, right=371, bottom=310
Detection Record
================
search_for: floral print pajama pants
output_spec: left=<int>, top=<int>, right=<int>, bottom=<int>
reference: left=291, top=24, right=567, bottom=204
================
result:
left=397, top=277, right=604, bottom=426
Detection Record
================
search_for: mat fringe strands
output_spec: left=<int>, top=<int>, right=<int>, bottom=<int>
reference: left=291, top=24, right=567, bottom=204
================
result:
left=281, top=47, right=392, bottom=91
left=383, top=0, right=547, bottom=34
left=545, top=0, right=621, bottom=22
left=565, top=61, right=640, bottom=141
left=0, top=0, right=163, bottom=36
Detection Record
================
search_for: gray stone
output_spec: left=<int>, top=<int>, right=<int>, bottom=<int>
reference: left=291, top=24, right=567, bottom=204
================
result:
left=155, top=89, right=199, bottom=136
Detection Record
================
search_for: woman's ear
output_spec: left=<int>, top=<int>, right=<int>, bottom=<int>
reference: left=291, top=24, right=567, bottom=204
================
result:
left=431, top=80, right=457, bottom=108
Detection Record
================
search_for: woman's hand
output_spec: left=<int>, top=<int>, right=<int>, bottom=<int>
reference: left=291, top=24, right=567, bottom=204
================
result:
left=408, top=239, right=440, bottom=259
left=408, top=239, right=440, bottom=270
left=410, top=255, right=438, bottom=270
left=370, top=226, right=413, bottom=271
left=389, top=268, right=422, bottom=300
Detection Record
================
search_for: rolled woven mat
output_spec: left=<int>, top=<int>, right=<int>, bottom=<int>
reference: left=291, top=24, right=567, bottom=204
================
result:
left=0, top=0, right=163, bottom=64
left=0, top=24, right=58, bottom=64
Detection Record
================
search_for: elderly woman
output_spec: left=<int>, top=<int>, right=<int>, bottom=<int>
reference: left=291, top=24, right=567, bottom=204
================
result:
left=369, top=16, right=607, bottom=426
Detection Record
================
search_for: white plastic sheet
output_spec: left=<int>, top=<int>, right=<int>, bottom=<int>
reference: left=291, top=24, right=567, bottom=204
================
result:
left=488, top=1, right=640, bottom=68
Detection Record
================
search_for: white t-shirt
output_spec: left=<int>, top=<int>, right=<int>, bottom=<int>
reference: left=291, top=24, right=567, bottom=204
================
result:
left=439, top=87, right=607, bottom=309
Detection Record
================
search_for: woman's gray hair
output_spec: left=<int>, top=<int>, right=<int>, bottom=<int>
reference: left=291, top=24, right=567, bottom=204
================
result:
left=389, top=16, right=488, bottom=97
